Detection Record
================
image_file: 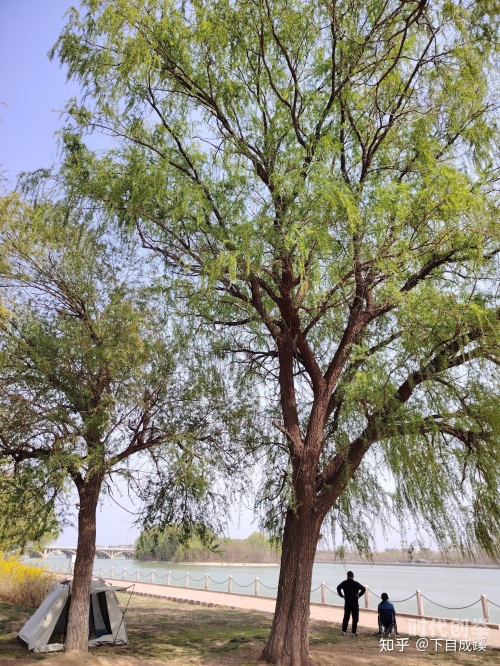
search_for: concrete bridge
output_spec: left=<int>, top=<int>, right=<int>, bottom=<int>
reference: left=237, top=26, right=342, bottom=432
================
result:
left=37, top=546, right=135, bottom=560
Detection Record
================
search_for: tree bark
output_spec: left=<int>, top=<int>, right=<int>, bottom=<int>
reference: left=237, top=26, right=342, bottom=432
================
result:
left=65, top=475, right=103, bottom=652
left=261, top=504, right=322, bottom=666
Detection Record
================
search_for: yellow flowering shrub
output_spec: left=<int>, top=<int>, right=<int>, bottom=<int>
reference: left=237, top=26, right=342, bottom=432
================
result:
left=0, top=553, right=57, bottom=606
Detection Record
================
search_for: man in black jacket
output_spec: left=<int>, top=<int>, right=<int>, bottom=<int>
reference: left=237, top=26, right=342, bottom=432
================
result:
left=337, top=571, right=366, bottom=636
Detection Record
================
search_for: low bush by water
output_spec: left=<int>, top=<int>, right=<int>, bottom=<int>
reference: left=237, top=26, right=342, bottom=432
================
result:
left=0, top=553, right=56, bottom=606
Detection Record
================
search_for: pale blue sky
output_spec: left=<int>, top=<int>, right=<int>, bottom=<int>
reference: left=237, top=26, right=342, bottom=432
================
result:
left=0, top=1, right=81, bottom=186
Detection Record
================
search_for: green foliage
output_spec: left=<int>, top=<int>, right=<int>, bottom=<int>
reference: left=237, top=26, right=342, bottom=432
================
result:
left=136, top=526, right=181, bottom=562
left=0, top=464, right=61, bottom=553
left=0, top=193, right=254, bottom=544
left=136, top=529, right=280, bottom=563
left=52, top=0, right=500, bottom=560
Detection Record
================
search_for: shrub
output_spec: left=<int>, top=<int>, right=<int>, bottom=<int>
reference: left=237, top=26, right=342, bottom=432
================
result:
left=0, top=553, right=57, bottom=606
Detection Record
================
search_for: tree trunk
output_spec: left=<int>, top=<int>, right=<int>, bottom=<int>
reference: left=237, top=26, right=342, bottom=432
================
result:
left=65, top=475, right=103, bottom=652
left=261, top=504, right=322, bottom=666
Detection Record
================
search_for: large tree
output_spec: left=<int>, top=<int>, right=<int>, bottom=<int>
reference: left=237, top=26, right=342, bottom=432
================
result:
left=54, top=1, right=500, bottom=663
left=0, top=194, right=250, bottom=651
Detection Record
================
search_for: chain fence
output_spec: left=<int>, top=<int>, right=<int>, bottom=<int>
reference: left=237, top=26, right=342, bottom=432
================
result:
left=233, top=580, right=256, bottom=588
left=421, top=594, right=481, bottom=610
left=44, top=561, right=500, bottom=621
left=390, top=593, right=417, bottom=603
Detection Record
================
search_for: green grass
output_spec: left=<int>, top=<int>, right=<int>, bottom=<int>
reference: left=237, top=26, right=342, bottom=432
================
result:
left=116, top=594, right=273, bottom=663
left=0, top=600, right=46, bottom=661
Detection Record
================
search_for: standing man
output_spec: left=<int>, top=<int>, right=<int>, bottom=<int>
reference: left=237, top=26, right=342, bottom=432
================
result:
left=337, top=571, right=366, bottom=636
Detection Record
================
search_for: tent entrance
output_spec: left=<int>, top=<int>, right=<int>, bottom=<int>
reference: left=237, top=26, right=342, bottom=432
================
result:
left=90, top=592, right=112, bottom=638
left=47, top=591, right=113, bottom=643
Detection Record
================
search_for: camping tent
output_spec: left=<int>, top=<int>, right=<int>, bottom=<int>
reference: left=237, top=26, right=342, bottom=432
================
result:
left=18, top=578, right=131, bottom=653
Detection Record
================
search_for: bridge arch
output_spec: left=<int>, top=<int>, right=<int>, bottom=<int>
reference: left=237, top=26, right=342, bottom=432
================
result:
left=109, top=550, right=134, bottom=560
left=44, top=548, right=76, bottom=559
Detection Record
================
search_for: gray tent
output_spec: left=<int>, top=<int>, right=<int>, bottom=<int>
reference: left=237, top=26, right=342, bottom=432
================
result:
left=18, top=578, right=131, bottom=652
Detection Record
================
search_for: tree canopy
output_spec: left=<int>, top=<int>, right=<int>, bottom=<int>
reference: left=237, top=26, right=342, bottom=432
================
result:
left=55, top=0, right=500, bottom=555
left=0, top=192, right=254, bottom=649
left=52, top=0, right=500, bottom=662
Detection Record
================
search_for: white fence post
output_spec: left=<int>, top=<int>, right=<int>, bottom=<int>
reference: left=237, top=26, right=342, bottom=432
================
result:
left=99, top=567, right=103, bottom=578
left=185, top=572, right=189, bottom=588
left=416, top=590, right=424, bottom=616
left=255, top=577, right=260, bottom=596
left=122, top=568, right=126, bottom=580
left=481, top=595, right=490, bottom=623
left=321, top=582, right=326, bottom=604
left=151, top=570, right=155, bottom=584
left=205, top=574, right=209, bottom=590
left=167, top=570, right=171, bottom=586
left=365, top=586, right=370, bottom=609
left=228, top=575, right=233, bottom=594
left=111, top=567, right=114, bottom=580
left=136, top=570, right=139, bottom=582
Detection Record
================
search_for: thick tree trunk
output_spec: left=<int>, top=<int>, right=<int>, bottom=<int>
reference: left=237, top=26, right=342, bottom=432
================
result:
left=261, top=504, right=322, bottom=666
left=65, top=475, right=103, bottom=652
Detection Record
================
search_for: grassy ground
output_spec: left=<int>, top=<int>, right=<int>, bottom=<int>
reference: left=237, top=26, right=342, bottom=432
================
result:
left=0, top=593, right=498, bottom=666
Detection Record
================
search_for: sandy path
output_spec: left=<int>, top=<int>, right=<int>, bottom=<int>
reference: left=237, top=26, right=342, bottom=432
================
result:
left=102, top=577, right=500, bottom=648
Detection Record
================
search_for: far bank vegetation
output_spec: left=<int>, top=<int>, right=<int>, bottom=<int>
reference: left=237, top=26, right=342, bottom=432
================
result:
left=136, top=531, right=280, bottom=563
left=137, top=529, right=498, bottom=566
left=316, top=547, right=500, bottom=566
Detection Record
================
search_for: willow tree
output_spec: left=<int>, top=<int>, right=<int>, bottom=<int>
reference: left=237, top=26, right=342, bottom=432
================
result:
left=0, top=194, right=251, bottom=652
left=54, top=1, right=500, bottom=663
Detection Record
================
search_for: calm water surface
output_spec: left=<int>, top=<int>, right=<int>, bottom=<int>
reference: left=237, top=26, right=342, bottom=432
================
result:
left=34, top=556, right=500, bottom=623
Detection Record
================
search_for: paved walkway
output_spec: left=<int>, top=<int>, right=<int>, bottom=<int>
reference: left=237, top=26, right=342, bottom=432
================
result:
left=103, top=578, right=500, bottom=649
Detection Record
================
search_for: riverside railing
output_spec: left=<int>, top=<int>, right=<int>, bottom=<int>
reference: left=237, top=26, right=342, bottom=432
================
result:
left=46, top=562, right=499, bottom=623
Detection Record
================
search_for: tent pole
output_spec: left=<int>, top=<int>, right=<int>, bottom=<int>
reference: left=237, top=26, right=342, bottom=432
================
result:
left=112, top=584, right=135, bottom=647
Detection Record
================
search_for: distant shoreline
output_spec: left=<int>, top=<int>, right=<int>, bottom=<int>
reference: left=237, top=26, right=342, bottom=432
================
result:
left=142, top=561, right=280, bottom=567
left=315, top=560, right=500, bottom=570
left=131, top=559, right=499, bottom=570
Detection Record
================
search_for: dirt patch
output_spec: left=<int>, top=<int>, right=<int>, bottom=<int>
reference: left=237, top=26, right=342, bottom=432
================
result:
left=46, top=653, right=165, bottom=666
left=0, top=649, right=167, bottom=666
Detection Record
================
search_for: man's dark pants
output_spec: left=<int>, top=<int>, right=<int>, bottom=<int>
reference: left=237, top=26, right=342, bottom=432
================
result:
left=342, top=603, right=359, bottom=633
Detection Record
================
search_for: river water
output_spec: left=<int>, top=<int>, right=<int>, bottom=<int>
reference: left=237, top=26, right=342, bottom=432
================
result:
left=31, top=556, right=500, bottom=623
